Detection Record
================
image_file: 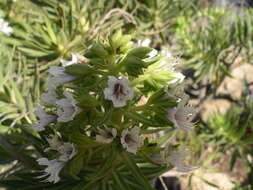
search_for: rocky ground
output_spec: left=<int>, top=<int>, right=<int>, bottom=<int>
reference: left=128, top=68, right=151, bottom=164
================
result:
left=189, top=64, right=253, bottom=190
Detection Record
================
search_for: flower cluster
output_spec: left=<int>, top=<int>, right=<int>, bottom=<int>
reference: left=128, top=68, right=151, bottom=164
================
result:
left=37, top=135, right=77, bottom=183
left=33, top=33, right=196, bottom=184
left=167, top=94, right=195, bottom=133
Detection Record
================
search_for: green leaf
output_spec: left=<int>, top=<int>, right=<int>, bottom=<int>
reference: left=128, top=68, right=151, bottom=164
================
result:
left=230, top=150, right=238, bottom=171
left=68, top=154, right=84, bottom=178
left=155, top=130, right=174, bottom=145
left=122, top=55, right=147, bottom=77
left=65, top=64, right=96, bottom=76
left=112, top=171, right=129, bottom=190
left=128, top=47, right=153, bottom=59
left=77, top=93, right=101, bottom=108
left=125, top=111, right=157, bottom=126
left=123, top=153, right=155, bottom=190
left=85, top=44, right=108, bottom=59
left=18, top=47, right=52, bottom=57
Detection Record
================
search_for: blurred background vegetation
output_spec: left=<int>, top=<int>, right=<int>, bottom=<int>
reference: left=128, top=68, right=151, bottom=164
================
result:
left=1, top=0, right=253, bottom=189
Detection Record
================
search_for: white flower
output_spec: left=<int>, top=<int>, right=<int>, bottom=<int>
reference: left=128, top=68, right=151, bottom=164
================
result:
left=158, top=49, right=185, bottom=84
left=104, top=76, right=134, bottom=108
left=60, top=53, right=78, bottom=67
left=48, top=66, right=75, bottom=87
left=148, top=49, right=158, bottom=58
left=167, top=95, right=195, bottom=133
left=46, top=135, right=77, bottom=161
left=46, top=135, right=62, bottom=151
left=0, top=18, right=12, bottom=36
left=137, top=39, right=158, bottom=58
left=169, top=72, right=185, bottom=85
left=157, top=49, right=178, bottom=71
left=56, top=91, right=81, bottom=122
left=137, top=39, right=151, bottom=47
left=41, top=89, right=57, bottom=106
left=161, top=49, right=173, bottom=60
left=121, top=126, right=144, bottom=154
left=37, top=158, right=64, bottom=183
left=96, top=127, right=117, bottom=143
left=147, top=49, right=178, bottom=74
left=33, top=107, right=56, bottom=131
left=37, top=140, right=77, bottom=184
left=58, top=143, right=77, bottom=162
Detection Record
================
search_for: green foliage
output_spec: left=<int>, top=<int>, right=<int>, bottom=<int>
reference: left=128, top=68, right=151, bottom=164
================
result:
left=195, top=88, right=253, bottom=184
left=1, top=0, right=253, bottom=189
left=176, top=8, right=253, bottom=84
left=0, top=26, right=179, bottom=188
left=176, top=8, right=232, bottom=83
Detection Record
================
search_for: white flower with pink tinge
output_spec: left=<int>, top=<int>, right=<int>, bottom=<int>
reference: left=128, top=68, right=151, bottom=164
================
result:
left=33, top=107, right=57, bottom=132
left=40, top=89, right=57, bottom=106
left=96, top=127, right=117, bottom=143
left=46, top=135, right=77, bottom=161
left=58, top=142, right=77, bottom=162
left=167, top=95, right=195, bottom=133
left=37, top=158, right=64, bottom=183
left=104, top=76, right=134, bottom=108
left=37, top=142, right=76, bottom=184
left=121, top=126, right=144, bottom=154
left=48, top=66, right=75, bottom=87
left=56, top=91, right=81, bottom=122
left=37, top=136, right=77, bottom=183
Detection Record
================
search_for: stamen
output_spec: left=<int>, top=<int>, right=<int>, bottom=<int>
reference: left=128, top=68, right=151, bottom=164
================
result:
left=113, top=83, right=126, bottom=99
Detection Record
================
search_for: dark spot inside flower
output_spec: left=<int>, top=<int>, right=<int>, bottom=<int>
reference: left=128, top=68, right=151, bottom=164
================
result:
left=113, top=83, right=126, bottom=99
left=105, top=131, right=113, bottom=138
left=124, top=134, right=135, bottom=144
left=66, top=149, right=72, bottom=156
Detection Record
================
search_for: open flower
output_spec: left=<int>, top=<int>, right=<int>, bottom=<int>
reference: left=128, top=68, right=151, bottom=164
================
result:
left=46, top=135, right=77, bottom=162
left=137, top=39, right=158, bottom=58
left=60, top=53, right=78, bottom=67
left=104, top=76, right=134, bottom=107
left=121, top=126, right=144, bottom=154
left=58, top=143, right=77, bottom=162
left=33, top=107, right=57, bottom=132
left=167, top=83, right=185, bottom=100
left=56, top=91, right=81, bottom=122
left=163, top=149, right=197, bottom=173
left=160, top=49, right=185, bottom=84
left=0, top=18, right=12, bottom=36
left=169, top=72, right=185, bottom=85
left=37, top=158, right=64, bottom=183
left=48, top=66, right=75, bottom=87
left=41, top=89, right=57, bottom=106
left=96, top=127, right=117, bottom=143
left=137, top=39, right=151, bottom=47
left=46, top=135, right=62, bottom=151
left=167, top=95, right=195, bottom=133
